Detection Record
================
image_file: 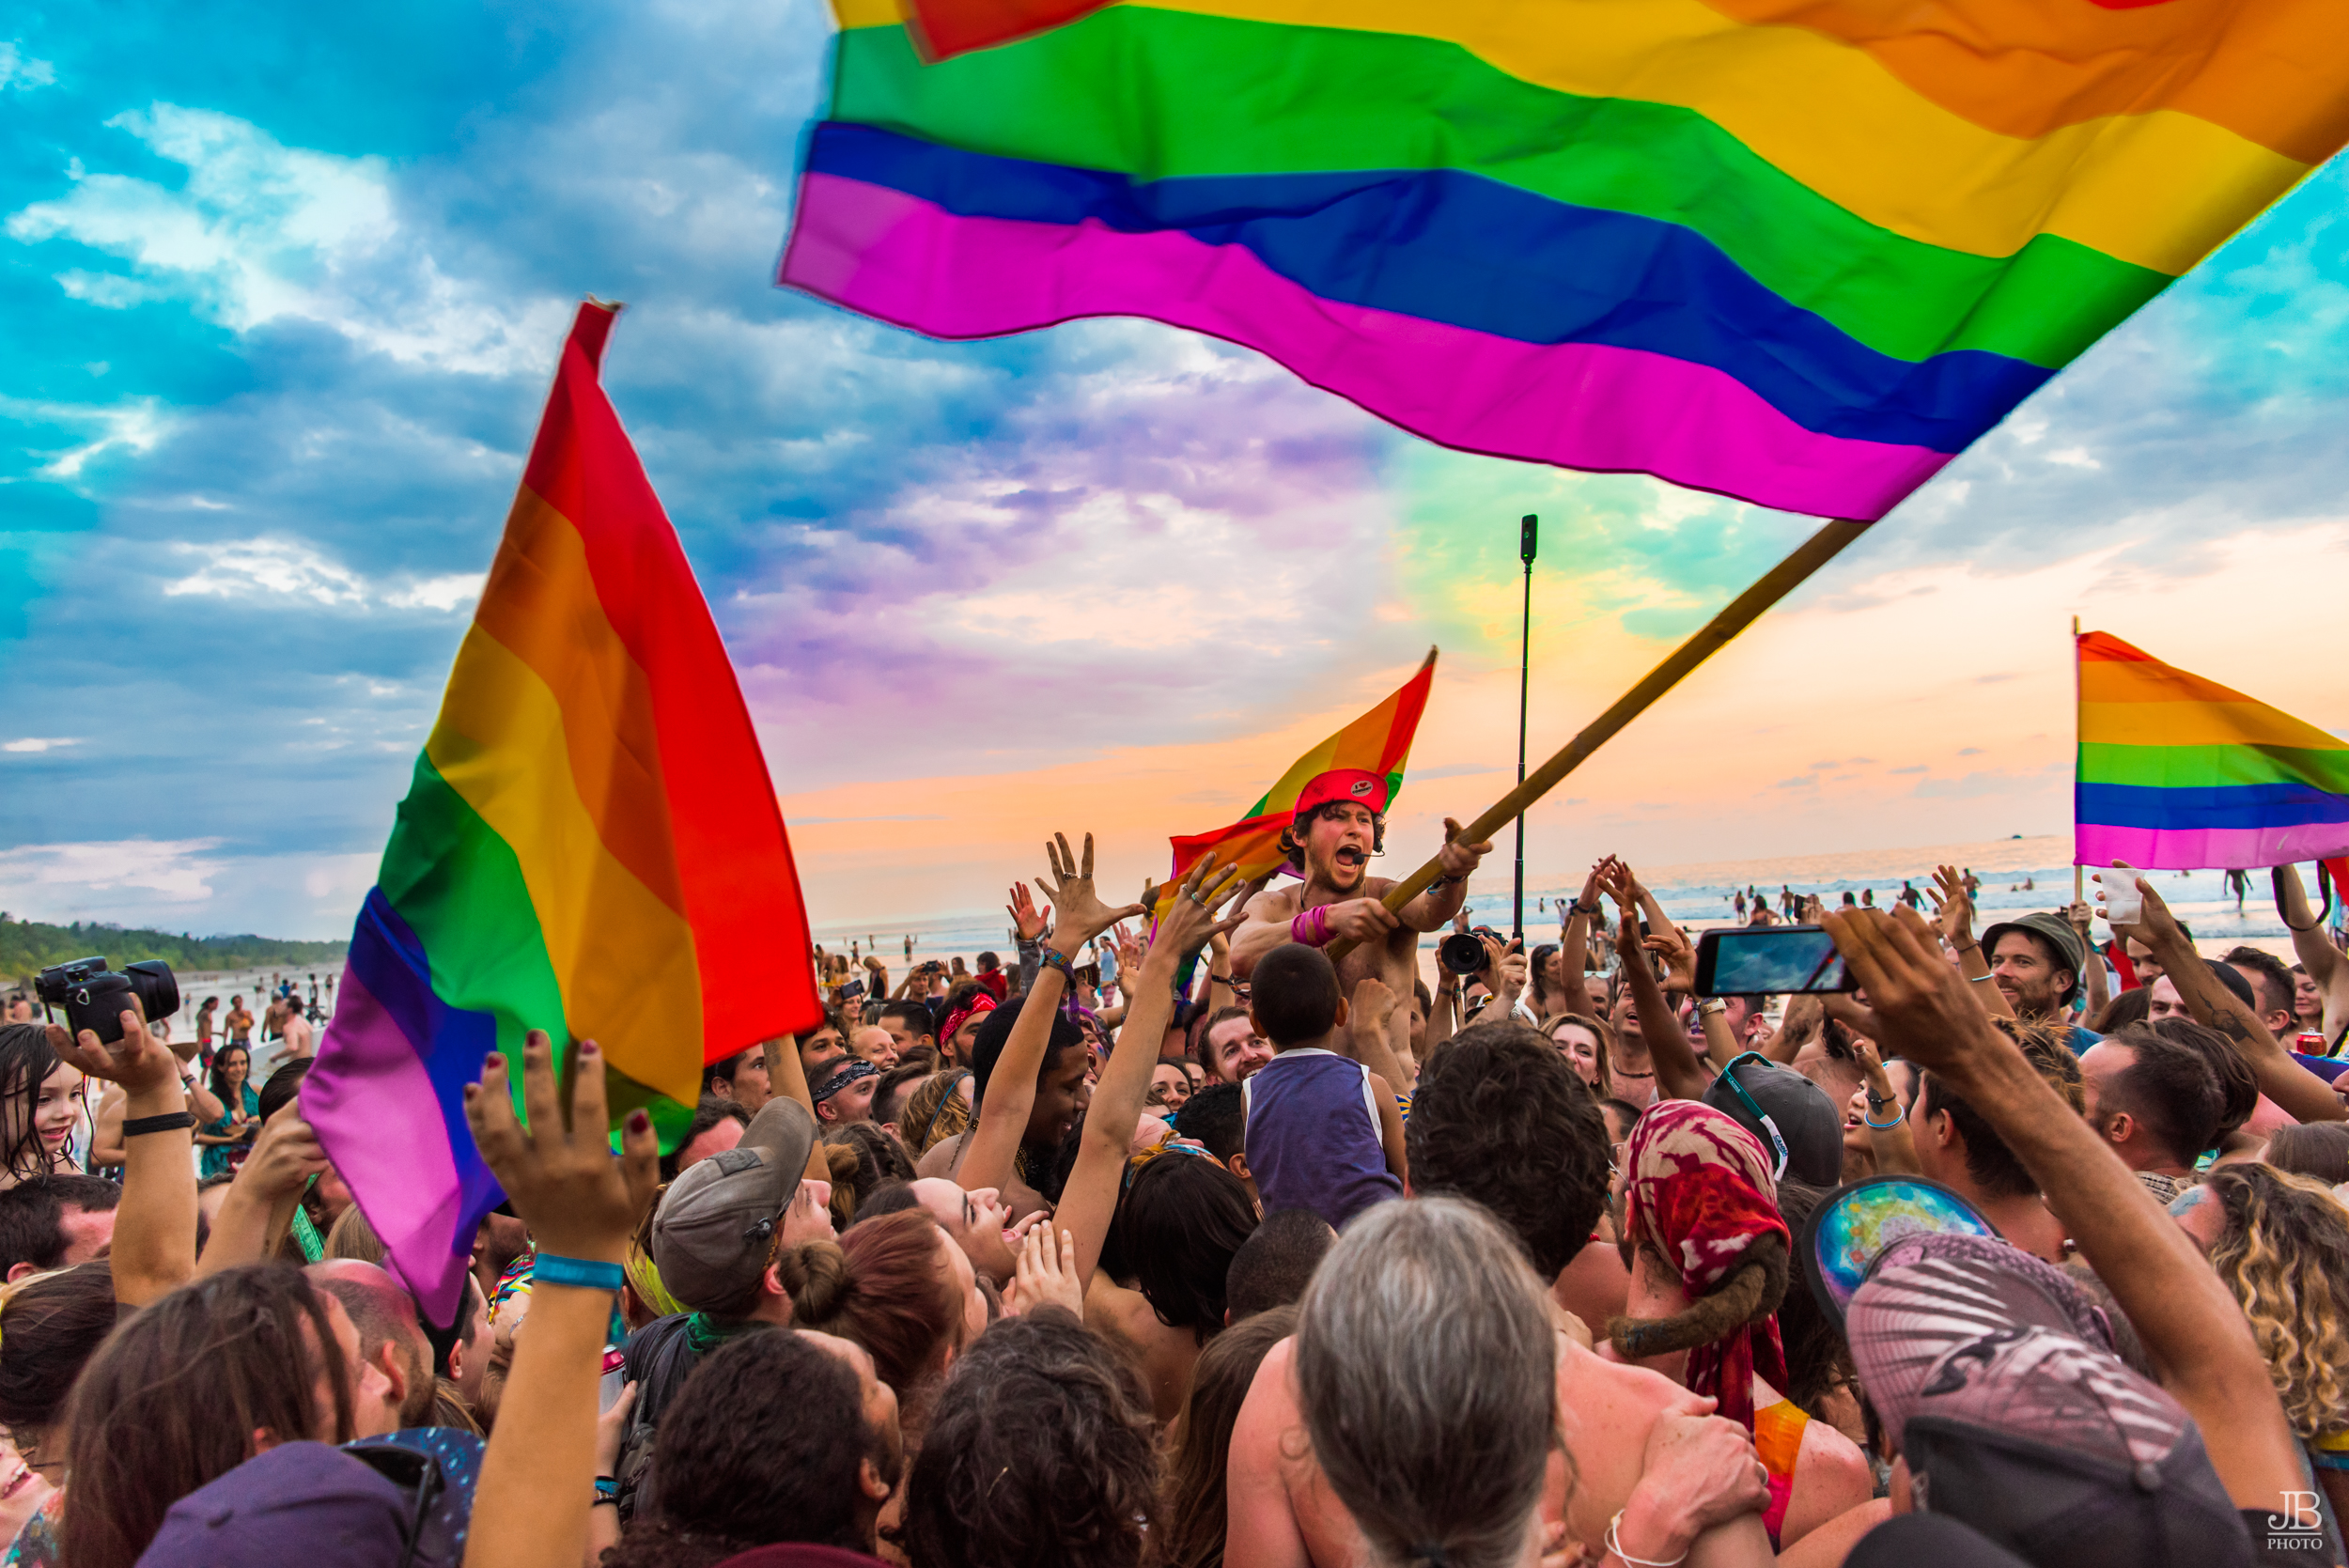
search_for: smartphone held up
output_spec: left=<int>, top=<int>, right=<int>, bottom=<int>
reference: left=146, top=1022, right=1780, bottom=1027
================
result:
left=1694, top=925, right=1857, bottom=996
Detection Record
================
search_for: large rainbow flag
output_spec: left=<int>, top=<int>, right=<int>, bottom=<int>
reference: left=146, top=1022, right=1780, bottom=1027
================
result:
left=1156, top=648, right=1436, bottom=919
left=2077, top=630, right=2349, bottom=873
left=780, top=0, right=2349, bottom=522
left=305, top=303, right=824, bottom=1321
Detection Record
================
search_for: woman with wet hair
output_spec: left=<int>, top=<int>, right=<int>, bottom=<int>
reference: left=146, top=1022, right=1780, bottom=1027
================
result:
left=0, top=1027, right=85, bottom=1188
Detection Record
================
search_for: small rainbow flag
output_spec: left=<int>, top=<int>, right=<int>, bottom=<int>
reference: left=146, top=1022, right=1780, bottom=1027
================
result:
left=305, top=303, right=824, bottom=1321
left=782, top=0, right=2349, bottom=521
left=1157, top=649, right=1436, bottom=918
left=2077, top=630, right=2349, bottom=873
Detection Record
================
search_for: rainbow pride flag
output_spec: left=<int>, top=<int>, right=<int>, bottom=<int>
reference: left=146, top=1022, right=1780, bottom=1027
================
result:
left=1156, top=649, right=1436, bottom=919
left=305, top=303, right=824, bottom=1321
left=780, top=0, right=2349, bottom=522
left=2077, top=630, right=2349, bottom=872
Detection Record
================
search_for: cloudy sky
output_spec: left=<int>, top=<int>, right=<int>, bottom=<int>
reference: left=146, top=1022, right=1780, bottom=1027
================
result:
left=4, top=1, right=2347, bottom=941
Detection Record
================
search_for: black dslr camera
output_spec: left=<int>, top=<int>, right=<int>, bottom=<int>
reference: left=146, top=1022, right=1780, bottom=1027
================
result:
left=1439, top=925, right=1503, bottom=976
left=34, top=956, right=179, bottom=1045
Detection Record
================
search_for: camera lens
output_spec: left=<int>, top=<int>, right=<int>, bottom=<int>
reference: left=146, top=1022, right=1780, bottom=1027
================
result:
left=126, top=961, right=180, bottom=1026
left=1438, top=932, right=1488, bottom=975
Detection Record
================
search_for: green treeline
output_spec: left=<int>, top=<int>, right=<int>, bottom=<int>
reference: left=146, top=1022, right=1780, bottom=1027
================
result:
left=1, top=914, right=343, bottom=989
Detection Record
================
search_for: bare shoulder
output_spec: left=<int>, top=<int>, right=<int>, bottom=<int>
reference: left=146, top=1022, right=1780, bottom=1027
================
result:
left=1242, top=884, right=1302, bottom=923
left=1233, top=1335, right=1300, bottom=1446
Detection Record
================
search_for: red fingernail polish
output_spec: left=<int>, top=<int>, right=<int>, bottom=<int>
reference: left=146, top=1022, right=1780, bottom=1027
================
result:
left=628, top=1110, right=649, bottom=1132
left=579, top=1040, right=599, bottom=1057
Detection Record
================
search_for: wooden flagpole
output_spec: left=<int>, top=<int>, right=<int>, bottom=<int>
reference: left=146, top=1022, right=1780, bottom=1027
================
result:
left=1330, top=517, right=1872, bottom=961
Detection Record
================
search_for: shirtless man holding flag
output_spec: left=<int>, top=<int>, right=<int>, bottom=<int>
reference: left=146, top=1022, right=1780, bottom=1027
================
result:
left=1228, top=768, right=1492, bottom=1065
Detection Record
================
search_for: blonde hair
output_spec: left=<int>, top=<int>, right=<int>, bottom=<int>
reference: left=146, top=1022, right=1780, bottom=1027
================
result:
left=2206, top=1164, right=2349, bottom=1441
left=901, top=1069, right=972, bottom=1157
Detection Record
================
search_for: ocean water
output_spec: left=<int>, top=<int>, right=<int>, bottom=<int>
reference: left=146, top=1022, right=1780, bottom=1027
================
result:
left=812, top=834, right=2341, bottom=973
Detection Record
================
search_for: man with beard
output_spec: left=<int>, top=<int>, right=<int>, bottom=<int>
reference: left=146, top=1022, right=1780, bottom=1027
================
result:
left=1229, top=770, right=1490, bottom=1077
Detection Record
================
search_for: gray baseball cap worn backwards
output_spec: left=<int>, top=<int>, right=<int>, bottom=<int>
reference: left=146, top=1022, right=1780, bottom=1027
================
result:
left=650, top=1096, right=817, bottom=1312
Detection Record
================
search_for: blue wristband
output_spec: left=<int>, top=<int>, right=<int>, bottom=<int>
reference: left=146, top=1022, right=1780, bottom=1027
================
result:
left=534, top=1253, right=626, bottom=1293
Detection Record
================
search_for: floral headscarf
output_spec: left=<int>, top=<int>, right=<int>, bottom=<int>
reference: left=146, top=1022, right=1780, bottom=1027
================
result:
left=1621, top=1100, right=1792, bottom=1431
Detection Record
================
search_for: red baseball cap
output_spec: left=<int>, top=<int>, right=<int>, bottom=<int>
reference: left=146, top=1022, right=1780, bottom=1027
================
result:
left=1293, top=768, right=1389, bottom=817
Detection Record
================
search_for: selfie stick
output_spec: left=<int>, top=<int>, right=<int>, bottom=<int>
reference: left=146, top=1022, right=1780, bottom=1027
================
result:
left=1514, top=515, right=1536, bottom=940
left=1329, top=517, right=1872, bottom=963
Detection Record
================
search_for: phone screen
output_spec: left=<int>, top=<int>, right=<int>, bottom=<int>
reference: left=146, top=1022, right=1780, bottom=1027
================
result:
left=1696, top=925, right=1855, bottom=994
left=838, top=978, right=866, bottom=1001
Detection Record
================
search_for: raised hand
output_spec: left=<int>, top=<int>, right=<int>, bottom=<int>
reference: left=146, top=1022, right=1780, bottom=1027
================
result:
left=1644, top=924, right=1697, bottom=994
left=1110, top=924, right=1148, bottom=997
left=2095, top=866, right=2179, bottom=948
left=1820, top=907, right=1999, bottom=1081
left=1436, top=816, right=1494, bottom=880
left=1005, top=881, right=1052, bottom=944
left=1038, top=832, right=1148, bottom=951
left=1486, top=936, right=1529, bottom=1011
left=1002, top=1223, right=1085, bottom=1320
left=463, top=1032, right=660, bottom=1265
left=45, top=1006, right=179, bottom=1097
left=1150, top=854, right=1249, bottom=964
left=1928, top=863, right=1973, bottom=948
left=238, top=1098, right=332, bottom=1202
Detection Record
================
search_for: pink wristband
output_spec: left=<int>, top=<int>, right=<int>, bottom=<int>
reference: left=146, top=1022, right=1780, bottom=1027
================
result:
left=1289, top=905, right=1334, bottom=947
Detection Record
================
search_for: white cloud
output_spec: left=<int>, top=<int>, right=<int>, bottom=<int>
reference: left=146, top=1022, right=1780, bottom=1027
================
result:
left=2046, top=446, right=2103, bottom=470
left=0, top=838, right=226, bottom=905
left=0, top=42, right=55, bottom=91
left=1, top=738, right=80, bottom=753
left=162, top=536, right=481, bottom=613
left=8, top=103, right=568, bottom=374
left=381, top=572, right=486, bottom=612
left=165, top=537, right=367, bottom=606
left=0, top=394, right=177, bottom=481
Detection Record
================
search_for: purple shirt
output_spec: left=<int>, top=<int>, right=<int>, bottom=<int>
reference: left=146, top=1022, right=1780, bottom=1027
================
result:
left=1243, top=1048, right=1399, bottom=1231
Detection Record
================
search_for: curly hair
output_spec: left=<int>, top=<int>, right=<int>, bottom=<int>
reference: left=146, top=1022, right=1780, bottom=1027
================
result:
left=902, top=1308, right=1159, bottom=1568
left=1406, top=1020, right=1610, bottom=1281
left=2204, top=1164, right=2349, bottom=1442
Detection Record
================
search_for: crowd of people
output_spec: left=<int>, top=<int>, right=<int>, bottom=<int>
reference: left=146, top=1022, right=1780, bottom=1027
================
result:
left=3, top=773, right=2349, bottom=1567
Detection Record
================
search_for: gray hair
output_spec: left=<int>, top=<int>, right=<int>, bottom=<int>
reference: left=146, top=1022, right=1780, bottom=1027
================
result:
left=1294, top=1197, right=1557, bottom=1568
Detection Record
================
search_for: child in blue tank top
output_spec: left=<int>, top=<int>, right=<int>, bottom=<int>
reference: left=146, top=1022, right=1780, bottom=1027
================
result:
left=1241, top=942, right=1407, bottom=1231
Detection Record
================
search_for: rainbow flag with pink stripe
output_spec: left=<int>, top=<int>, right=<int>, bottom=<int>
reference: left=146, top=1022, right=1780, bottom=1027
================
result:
left=2077, top=630, right=2349, bottom=873
left=304, top=303, right=824, bottom=1322
left=780, top=0, right=2349, bottom=520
